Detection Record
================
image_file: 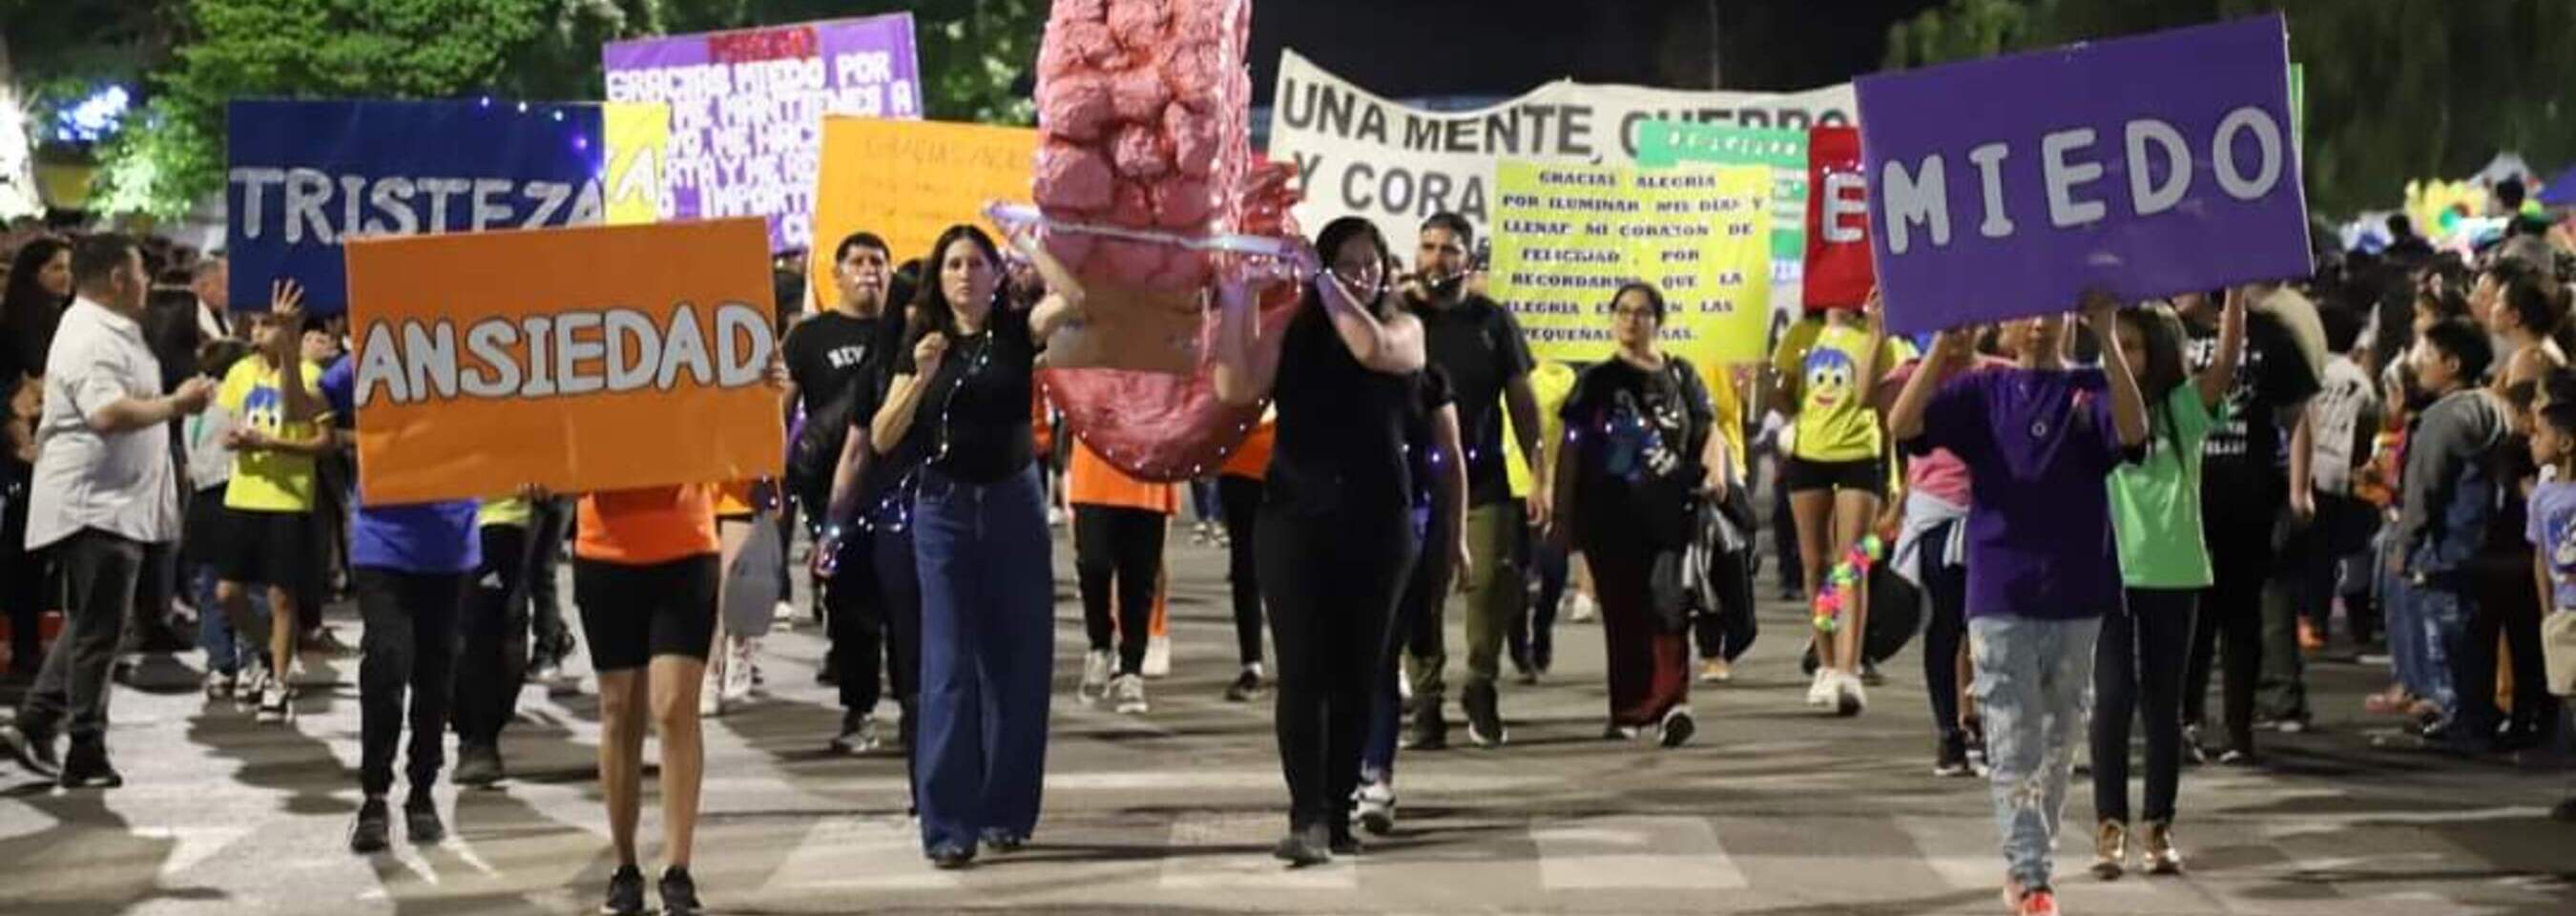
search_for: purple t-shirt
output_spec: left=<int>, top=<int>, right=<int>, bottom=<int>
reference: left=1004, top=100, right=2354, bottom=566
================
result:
left=1906, top=366, right=2132, bottom=620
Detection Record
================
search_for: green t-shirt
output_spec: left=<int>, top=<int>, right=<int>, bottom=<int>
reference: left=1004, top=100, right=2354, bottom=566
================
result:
left=2108, top=385, right=2226, bottom=589
left=1776, top=319, right=1896, bottom=463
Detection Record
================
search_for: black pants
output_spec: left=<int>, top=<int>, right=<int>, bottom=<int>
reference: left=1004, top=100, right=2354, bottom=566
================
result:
left=1260, top=503, right=1415, bottom=832
left=1512, top=524, right=1569, bottom=671
left=19, top=530, right=144, bottom=741
left=2187, top=525, right=2269, bottom=755
left=1075, top=505, right=1168, bottom=676
left=1770, top=466, right=1801, bottom=593
left=357, top=568, right=466, bottom=797
left=2094, top=588, right=2196, bottom=824
left=829, top=525, right=922, bottom=724
left=1218, top=476, right=1265, bottom=667
left=0, top=462, right=41, bottom=671
left=1920, top=520, right=1970, bottom=737
left=2466, top=549, right=2560, bottom=735
left=451, top=526, right=529, bottom=747
left=525, top=497, right=575, bottom=662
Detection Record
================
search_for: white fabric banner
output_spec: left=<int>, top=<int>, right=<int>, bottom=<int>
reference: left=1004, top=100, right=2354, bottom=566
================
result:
left=1264, top=49, right=1854, bottom=261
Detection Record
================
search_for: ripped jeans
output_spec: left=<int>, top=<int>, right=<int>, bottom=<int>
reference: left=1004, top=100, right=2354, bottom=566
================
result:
left=1970, top=614, right=2104, bottom=890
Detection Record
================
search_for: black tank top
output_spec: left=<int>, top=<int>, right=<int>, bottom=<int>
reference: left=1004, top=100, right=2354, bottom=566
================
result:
left=1265, top=293, right=1414, bottom=517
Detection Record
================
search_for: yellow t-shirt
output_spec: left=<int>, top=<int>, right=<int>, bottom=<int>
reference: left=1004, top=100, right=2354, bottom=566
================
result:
left=1704, top=359, right=1747, bottom=475
left=1773, top=318, right=1897, bottom=463
left=1505, top=360, right=1579, bottom=499
left=218, top=357, right=327, bottom=512
left=478, top=496, right=533, bottom=529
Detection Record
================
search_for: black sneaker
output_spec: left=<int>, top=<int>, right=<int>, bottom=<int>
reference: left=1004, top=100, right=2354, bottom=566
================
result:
left=1272, top=822, right=1331, bottom=867
left=453, top=742, right=505, bottom=787
left=1463, top=683, right=1508, bottom=748
left=927, top=843, right=977, bottom=869
left=1402, top=704, right=1448, bottom=751
left=981, top=829, right=1028, bottom=854
left=828, top=712, right=882, bottom=755
left=658, top=866, right=702, bottom=916
left=1934, top=730, right=1972, bottom=777
left=1328, top=823, right=1363, bottom=856
left=349, top=797, right=391, bottom=854
left=1657, top=706, right=1696, bottom=749
left=57, top=739, right=123, bottom=789
left=602, top=864, right=648, bottom=915
left=404, top=794, right=445, bottom=844
left=0, top=721, right=61, bottom=779
left=1859, top=660, right=1886, bottom=687
left=1224, top=667, right=1265, bottom=702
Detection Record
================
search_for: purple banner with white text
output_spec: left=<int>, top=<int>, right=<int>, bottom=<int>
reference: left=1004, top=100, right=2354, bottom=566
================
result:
left=1856, top=14, right=2311, bottom=333
left=604, top=13, right=922, bottom=253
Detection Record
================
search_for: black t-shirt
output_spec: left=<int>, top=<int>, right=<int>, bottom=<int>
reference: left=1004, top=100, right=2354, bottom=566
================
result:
left=784, top=311, right=890, bottom=416
left=1411, top=293, right=1535, bottom=508
left=2188, top=311, right=2318, bottom=509
left=1267, top=294, right=1417, bottom=518
left=893, top=307, right=1036, bottom=485
left=1561, top=356, right=1713, bottom=548
left=1404, top=366, right=1455, bottom=514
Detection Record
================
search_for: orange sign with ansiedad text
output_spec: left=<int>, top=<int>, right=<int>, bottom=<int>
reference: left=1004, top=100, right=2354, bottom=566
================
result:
left=343, top=219, right=783, bottom=506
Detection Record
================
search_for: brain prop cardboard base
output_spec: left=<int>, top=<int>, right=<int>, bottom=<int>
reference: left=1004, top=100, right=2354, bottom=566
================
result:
left=1039, top=161, right=1301, bottom=483
left=1033, top=0, right=1255, bottom=376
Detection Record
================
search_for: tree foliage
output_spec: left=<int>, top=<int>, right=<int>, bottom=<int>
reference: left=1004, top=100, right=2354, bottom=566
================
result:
left=1884, top=0, right=2576, bottom=218
left=13, top=0, right=1047, bottom=218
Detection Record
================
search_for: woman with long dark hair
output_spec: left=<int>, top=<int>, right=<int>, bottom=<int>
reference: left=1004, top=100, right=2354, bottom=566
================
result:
left=1551, top=281, right=1721, bottom=747
left=2095, top=295, right=2239, bottom=879
left=1214, top=216, right=1427, bottom=865
left=868, top=223, right=1079, bottom=868
left=2, top=236, right=72, bottom=677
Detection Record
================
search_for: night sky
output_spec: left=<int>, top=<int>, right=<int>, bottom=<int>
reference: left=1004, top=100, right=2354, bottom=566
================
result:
left=1248, top=0, right=1948, bottom=105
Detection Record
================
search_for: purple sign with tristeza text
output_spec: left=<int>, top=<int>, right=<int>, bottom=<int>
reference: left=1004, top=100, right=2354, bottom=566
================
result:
left=605, top=13, right=922, bottom=253
left=1857, top=14, right=2310, bottom=333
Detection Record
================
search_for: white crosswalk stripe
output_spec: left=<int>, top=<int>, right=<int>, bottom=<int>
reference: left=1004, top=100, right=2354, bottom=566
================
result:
left=1530, top=815, right=1748, bottom=890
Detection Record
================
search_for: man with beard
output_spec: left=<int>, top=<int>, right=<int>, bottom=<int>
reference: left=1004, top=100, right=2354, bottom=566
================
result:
left=1399, top=213, right=1545, bottom=748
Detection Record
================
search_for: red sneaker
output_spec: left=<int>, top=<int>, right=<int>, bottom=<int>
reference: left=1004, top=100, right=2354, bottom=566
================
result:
left=2019, top=888, right=2062, bottom=916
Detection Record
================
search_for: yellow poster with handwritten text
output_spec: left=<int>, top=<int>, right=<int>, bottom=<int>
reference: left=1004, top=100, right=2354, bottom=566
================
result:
left=1490, top=161, right=1772, bottom=365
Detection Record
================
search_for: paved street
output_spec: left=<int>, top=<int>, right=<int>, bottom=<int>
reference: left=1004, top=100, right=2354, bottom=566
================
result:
left=4, top=530, right=2572, bottom=915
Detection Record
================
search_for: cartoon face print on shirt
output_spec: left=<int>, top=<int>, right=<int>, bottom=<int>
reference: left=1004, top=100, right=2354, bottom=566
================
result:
left=239, top=376, right=287, bottom=431
left=1804, top=346, right=1858, bottom=410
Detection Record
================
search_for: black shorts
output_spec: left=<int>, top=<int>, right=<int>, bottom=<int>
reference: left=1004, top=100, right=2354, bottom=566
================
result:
left=574, top=554, right=719, bottom=672
left=217, top=506, right=319, bottom=595
left=1782, top=456, right=1887, bottom=497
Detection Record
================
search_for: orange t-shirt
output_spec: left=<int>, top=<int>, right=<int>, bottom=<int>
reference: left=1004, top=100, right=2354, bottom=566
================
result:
left=577, top=484, right=721, bottom=565
left=1219, top=419, right=1275, bottom=480
left=1068, top=440, right=1175, bottom=513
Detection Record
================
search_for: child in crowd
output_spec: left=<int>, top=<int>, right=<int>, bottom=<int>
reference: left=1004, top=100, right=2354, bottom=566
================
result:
left=2388, top=319, right=2503, bottom=750
left=1888, top=294, right=2150, bottom=916
left=2521, top=400, right=2576, bottom=821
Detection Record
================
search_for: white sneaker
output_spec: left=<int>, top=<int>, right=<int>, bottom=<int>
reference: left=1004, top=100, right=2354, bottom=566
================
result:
left=772, top=600, right=798, bottom=631
left=700, top=663, right=725, bottom=718
left=1805, top=667, right=1834, bottom=707
left=1080, top=650, right=1113, bottom=702
left=722, top=637, right=756, bottom=703
left=1354, top=780, right=1397, bottom=835
left=1142, top=635, right=1172, bottom=678
left=256, top=679, right=292, bottom=723
left=1112, top=674, right=1151, bottom=715
left=1566, top=592, right=1598, bottom=623
left=203, top=669, right=235, bottom=700
left=1834, top=671, right=1868, bottom=718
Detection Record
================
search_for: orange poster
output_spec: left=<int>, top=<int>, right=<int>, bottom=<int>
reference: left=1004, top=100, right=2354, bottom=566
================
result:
left=810, top=116, right=1037, bottom=310
left=343, top=219, right=783, bottom=506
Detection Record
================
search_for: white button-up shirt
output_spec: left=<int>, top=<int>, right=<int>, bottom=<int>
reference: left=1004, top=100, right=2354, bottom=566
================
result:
left=25, top=297, right=180, bottom=550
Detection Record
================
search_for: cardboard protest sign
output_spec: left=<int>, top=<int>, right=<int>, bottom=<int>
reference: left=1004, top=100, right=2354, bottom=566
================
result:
left=605, top=13, right=923, bottom=252
left=343, top=219, right=782, bottom=506
left=226, top=98, right=661, bottom=314
left=1803, top=127, right=1873, bottom=310
left=1489, top=160, right=1772, bottom=365
left=808, top=116, right=1037, bottom=310
left=1266, top=49, right=1851, bottom=258
left=1857, top=14, right=2311, bottom=333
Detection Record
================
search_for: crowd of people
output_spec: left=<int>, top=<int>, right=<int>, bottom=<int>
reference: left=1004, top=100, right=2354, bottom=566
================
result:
left=0, top=184, right=2570, bottom=916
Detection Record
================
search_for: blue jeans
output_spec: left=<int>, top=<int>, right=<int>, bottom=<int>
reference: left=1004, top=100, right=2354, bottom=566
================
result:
left=2379, top=553, right=2430, bottom=698
left=912, top=466, right=1055, bottom=855
left=1969, top=614, right=2103, bottom=890
left=193, top=562, right=262, bottom=675
left=2409, top=582, right=2474, bottom=728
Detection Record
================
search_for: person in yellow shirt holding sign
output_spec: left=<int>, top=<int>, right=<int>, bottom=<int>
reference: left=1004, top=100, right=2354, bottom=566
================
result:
left=1772, top=296, right=1900, bottom=717
left=1503, top=359, right=1577, bottom=680
left=212, top=283, right=334, bottom=725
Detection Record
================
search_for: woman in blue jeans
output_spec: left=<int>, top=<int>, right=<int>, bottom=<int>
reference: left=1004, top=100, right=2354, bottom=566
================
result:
left=1889, top=296, right=2149, bottom=916
left=869, top=223, right=1079, bottom=868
